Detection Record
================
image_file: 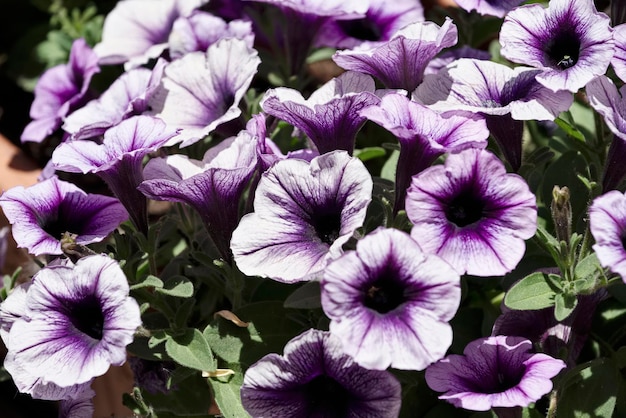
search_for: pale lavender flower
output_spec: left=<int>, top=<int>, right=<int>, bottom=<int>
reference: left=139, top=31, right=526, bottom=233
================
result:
left=415, top=58, right=573, bottom=170
left=360, top=93, right=489, bottom=212
left=58, top=387, right=95, bottom=418
left=586, top=75, right=626, bottom=190
left=0, top=176, right=128, bottom=256
left=139, top=131, right=257, bottom=262
left=322, top=227, right=460, bottom=371
left=3, top=255, right=141, bottom=395
left=315, top=0, right=424, bottom=49
left=333, top=18, right=457, bottom=92
left=94, top=0, right=207, bottom=68
left=260, top=72, right=384, bottom=154
left=21, top=38, right=99, bottom=143
left=454, top=0, right=525, bottom=18
left=425, top=336, right=566, bottom=411
left=499, top=0, right=614, bottom=92
left=405, top=149, right=537, bottom=277
left=168, top=10, right=254, bottom=60
left=424, top=45, right=491, bottom=76
left=611, top=24, right=626, bottom=83
left=63, top=60, right=166, bottom=141
left=148, top=38, right=260, bottom=147
left=51, top=116, right=178, bottom=234
left=230, top=151, right=372, bottom=283
left=240, top=329, right=402, bottom=418
left=589, top=190, right=626, bottom=282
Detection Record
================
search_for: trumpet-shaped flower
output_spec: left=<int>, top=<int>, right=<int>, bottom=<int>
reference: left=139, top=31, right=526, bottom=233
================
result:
left=425, top=336, right=566, bottom=411
left=231, top=151, right=372, bottom=283
left=240, top=329, right=402, bottom=417
left=21, top=38, right=99, bottom=143
left=0, top=176, right=128, bottom=256
left=333, top=18, right=457, bottom=92
left=322, top=228, right=461, bottom=370
left=405, top=149, right=537, bottom=277
left=589, top=190, right=626, bottom=282
left=453, top=0, right=525, bottom=18
left=260, top=72, right=384, bottom=154
left=499, top=0, right=614, bottom=92
left=2, top=255, right=141, bottom=396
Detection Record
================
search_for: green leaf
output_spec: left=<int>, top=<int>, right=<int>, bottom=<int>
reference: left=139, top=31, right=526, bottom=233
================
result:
left=555, top=117, right=586, bottom=143
left=283, top=281, right=321, bottom=309
left=208, top=362, right=250, bottom=418
left=380, top=149, right=399, bottom=181
left=504, top=272, right=561, bottom=310
left=306, top=47, right=336, bottom=64
left=554, top=291, right=578, bottom=321
left=165, top=329, right=215, bottom=372
left=353, top=147, right=387, bottom=162
left=558, top=358, right=618, bottom=418
left=155, top=276, right=194, bottom=298
left=142, top=372, right=213, bottom=415
left=130, top=275, right=164, bottom=290
left=574, top=253, right=601, bottom=293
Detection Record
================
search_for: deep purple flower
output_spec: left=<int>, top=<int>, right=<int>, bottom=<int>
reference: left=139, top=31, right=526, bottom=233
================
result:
left=586, top=75, right=626, bottom=190
left=415, top=58, right=573, bottom=170
left=322, top=227, right=460, bottom=370
left=454, top=0, right=525, bottom=18
left=168, top=10, right=254, bottom=60
left=230, top=151, right=372, bottom=283
left=63, top=60, right=166, bottom=141
left=260, top=71, right=384, bottom=154
left=0, top=176, right=128, bottom=256
left=240, top=329, right=402, bottom=418
left=21, top=38, right=99, bottom=143
left=315, top=0, right=424, bottom=49
left=3, top=255, right=141, bottom=394
left=360, top=93, right=489, bottom=212
left=333, top=18, right=457, bottom=92
left=426, top=336, right=566, bottom=411
left=148, top=38, right=260, bottom=147
left=589, top=190, right=626, bottom=281
left=499, top=0, right=614, bottom=92
left=94, top=0, right=207, bottom=68
left=51, top=116, right=178, bottom=234
left=139, top=131, right=257, bottom=262
left=405, top=149, right=537, bottom=277
left=612, top=24, right=626, bottom=82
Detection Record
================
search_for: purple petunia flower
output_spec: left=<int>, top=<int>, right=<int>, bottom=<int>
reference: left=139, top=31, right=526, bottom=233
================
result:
left=589, top=190, right=626, bottom=282
left=586, top=75, right=626, bottom=190
left=415, top=58, right=573, bottom=170
left=94, top=0, right=207, bottom=68
left=63, top=60, right=166, bottom=141
left=315, top=0, right=424, bottom=49
left=611, top=24, right=626, bottom=83
left=168, top=10, right=254, bottom=60
left=322, top=227, right=461, bottom=371
left=424, top=45, right=491, bottom=76
left=499, top=0, right=614, bottom=93
left=148, top=38, right=260, bottom=147
left=51, top=116, right=178, bottom=234
left=2, top=255, right=141, bottom=395
left=58, top=387, right=95, bottom=418
left=240, top=329, right=402, bottom=417
left=230, top=150, right=372, bottom=283
left=0, top=176, right=128, bottom=256
left=425, top=336, right=566, bottom=411
left=405, top=149, right=537, bottom=277
left=139, top=130, right=258, bottom=262
left=21, top=38, right=99, bottom=143
left=333, top=18, right=457, bottom=92
left=360, top=92, right=489, bottom=213
left=260, top=71, right=385, bottom=155
left=453, top=0, right=525, bottom=18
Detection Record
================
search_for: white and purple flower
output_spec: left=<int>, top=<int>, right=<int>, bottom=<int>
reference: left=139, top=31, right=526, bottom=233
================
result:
left=240, top=329, right=402, bottom=417
left=322, top=227, right=461, bottom=371
left=230, top=150, right=372, bottom=283
left=453, top=0, right=525, bottom=18
left=589, top=190, right=626, bottom=282
left=405, top=149, right=537, bottom=277
left=425, top=336, right=566, bottom=411
left=0, top=176, right=128, bottom=256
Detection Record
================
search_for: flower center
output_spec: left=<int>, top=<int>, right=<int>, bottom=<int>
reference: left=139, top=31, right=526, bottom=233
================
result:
left=304, top=374, right=350, bottom=417
left=363, top=277, right=405, bottom=314
left=338, top=18, right=382, bottom=42
left=544, top=29, right=581, bottom=70
left=445, top=189, right=486, bottom=227
left=312, top=212, right=342, bottom=245
left=69, top=295, right=105, bottom=340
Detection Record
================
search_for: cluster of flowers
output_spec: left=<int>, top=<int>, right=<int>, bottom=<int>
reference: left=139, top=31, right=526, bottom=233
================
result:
left=2, top=0, right=626, bottom=416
